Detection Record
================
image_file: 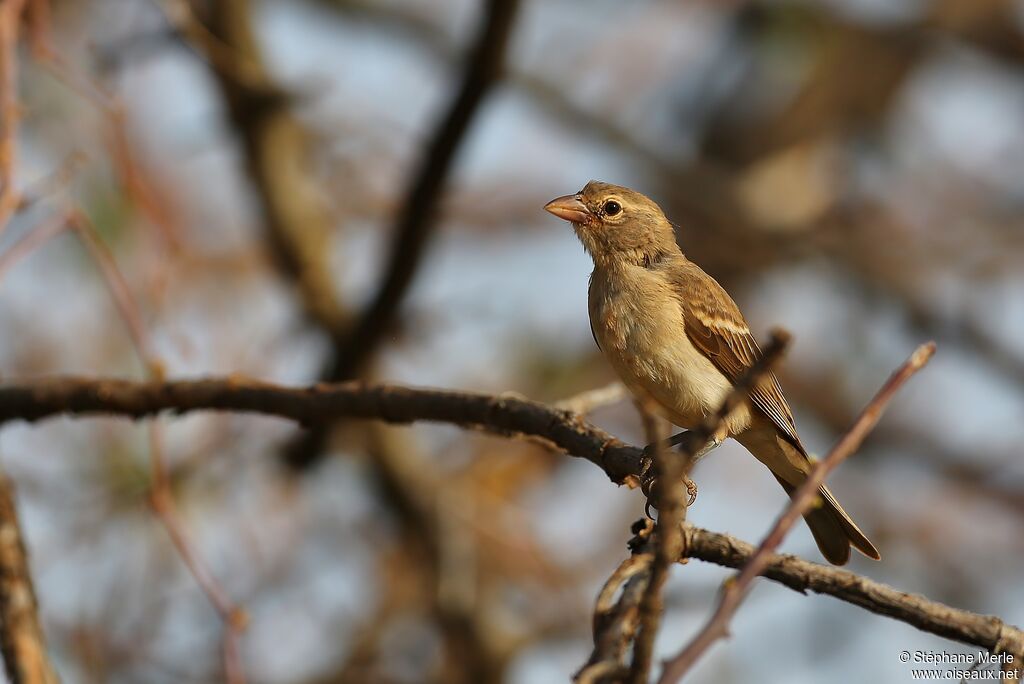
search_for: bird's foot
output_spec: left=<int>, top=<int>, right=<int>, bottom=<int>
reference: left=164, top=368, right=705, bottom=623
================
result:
left=640, top=433, right=719, bottom=513
left=639, top=459, right=658, bottom=520
left=643, top=431, right=687, bottom=457
left=684, top=477, right=698, bottom=506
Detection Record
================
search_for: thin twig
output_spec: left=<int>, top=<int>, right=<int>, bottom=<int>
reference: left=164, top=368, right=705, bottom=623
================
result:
left=628, top=405, right=679, bottom=684
left=0, top=211, right=72, bottom=283
left=576, top=520, right=655, bottom=683
left=628, top=330, right=791, bottom=684
left=68, top=212, right=161, bottom=375
left=66, top=212, right=247, bottom=683
left=658, top=342, right=937, bottom=684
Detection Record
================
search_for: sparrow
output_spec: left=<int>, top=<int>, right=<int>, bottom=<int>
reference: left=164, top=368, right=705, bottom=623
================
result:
left=544, top=181, right=879, bottom=565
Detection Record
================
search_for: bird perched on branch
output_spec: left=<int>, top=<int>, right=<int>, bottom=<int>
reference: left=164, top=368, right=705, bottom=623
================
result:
left=544, top=181, right=879, bottom=565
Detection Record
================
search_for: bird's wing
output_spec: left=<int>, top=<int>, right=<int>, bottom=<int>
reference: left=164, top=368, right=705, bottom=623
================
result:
left=673, top=265, right=805, bottom=452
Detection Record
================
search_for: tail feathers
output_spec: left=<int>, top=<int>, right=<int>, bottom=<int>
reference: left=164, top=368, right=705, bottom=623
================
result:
left=775, top=476, right=880, bottom=565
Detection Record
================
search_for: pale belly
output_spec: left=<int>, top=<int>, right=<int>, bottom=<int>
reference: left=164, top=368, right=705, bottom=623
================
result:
left=589, top=268, right=751, bottom=436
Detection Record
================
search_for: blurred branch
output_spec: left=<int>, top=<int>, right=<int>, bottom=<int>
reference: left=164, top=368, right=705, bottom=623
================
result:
left=286, top=0, right=521, bottom=468
left=0, top=212, right=73, bottom=283
left=659, top=342, right=936, bottom=683
left=319, top=0, right=681, bottom=177
left=327, top=0, right=520, bottom=380
left=0, top=471, right=59, bottom=684
left=683, top=525, right=1024, bottom=665
left=201, top=0, right=349, bottom=336
left=363, top=426, right=504, bottom=683
left=66, top=212, right=247, bottom=684
left=554, top=382, right=627, bottom=415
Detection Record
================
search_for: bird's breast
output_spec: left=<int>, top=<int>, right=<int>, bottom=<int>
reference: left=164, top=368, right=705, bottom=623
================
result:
left=588, top=266, right=749, bottom=433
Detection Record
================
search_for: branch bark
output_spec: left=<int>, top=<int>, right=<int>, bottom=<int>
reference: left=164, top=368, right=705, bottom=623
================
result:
left=2, top=370, right=1019, bottom=669
left=659, top=342, right=936, bottom=683
left=683, top=525, right=1024, bottom=664
left=0, top=377, right=643, bottom=485
left=0, top=471, right=59, bottom=684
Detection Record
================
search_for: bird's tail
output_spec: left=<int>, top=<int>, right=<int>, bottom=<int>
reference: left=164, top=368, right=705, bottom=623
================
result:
left=774, top=475, right=880, bottom=565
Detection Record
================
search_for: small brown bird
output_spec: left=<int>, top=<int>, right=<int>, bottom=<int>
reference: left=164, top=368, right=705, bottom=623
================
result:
left=544, top=181, right=879, bottom=565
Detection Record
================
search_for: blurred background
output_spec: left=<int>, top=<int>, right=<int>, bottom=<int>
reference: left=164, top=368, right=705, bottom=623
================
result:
left=1, top=0, right=1023, bottom=682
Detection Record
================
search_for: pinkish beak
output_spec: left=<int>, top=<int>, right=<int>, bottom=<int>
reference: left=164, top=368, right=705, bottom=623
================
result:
left=544, top=194, right=591, bottom=224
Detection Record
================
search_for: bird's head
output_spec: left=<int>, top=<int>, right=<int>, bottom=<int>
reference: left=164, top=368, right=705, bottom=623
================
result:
left=544, top=181, right=677, bottom=266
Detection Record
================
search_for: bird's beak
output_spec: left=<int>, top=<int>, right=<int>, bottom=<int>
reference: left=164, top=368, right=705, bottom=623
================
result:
left=544, top=194, right=591, bottom=224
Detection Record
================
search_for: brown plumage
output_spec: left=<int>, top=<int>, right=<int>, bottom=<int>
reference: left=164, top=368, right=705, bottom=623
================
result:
left=545, top=180, right=879, bottom=565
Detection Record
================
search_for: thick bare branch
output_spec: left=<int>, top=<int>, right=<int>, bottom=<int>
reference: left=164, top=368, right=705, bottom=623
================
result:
left=0, top=371, right=1021, bottom=668
left=0, top=377, right=643, bottom=484
left=577, top=520, right=654, bottom=684
left=684, top=525, right=1024, bottom=663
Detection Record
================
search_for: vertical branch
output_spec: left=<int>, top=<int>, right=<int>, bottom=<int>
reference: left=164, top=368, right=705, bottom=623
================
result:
left=627, top=330, right=791, bottom=683
left=286, top=0, right=521, bottom=468
left=0, top=0, right=26, bottom=235
left=194, top=0, right=522, bottom=466
left=628, top=407, right=681, bottom=684
left=0, top=470, right=59, bottom=684
left=328, top=0, right=521, bottom=379
left=200, top=0, right=350, bottom=336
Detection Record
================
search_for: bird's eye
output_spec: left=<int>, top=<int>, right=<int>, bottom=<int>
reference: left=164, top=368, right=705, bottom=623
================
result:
left=603, top=200, right=622, bottom=216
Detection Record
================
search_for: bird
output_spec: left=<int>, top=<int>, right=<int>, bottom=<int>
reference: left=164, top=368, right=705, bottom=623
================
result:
left=544, top=180, right=879, bottom=565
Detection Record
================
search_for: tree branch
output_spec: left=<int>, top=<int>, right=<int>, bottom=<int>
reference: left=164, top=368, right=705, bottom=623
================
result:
left=0, top=377, right=643, bottom=485
left=327, top=0, right=521, bottom=381
left=683, top=525, right=1024, bottom=664
left=628, top=330, right=792, bottom=684
left=202, top=0, right=348, bottom=337
left=576, top=520, right=654, bottom=684
left=4, top=364, right=1017, bottom=674
left=659, top=342, right=937, bottom=683
left=275, top=0, right=520, bottom=469
left=0, top=470, right=59, bottom=684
